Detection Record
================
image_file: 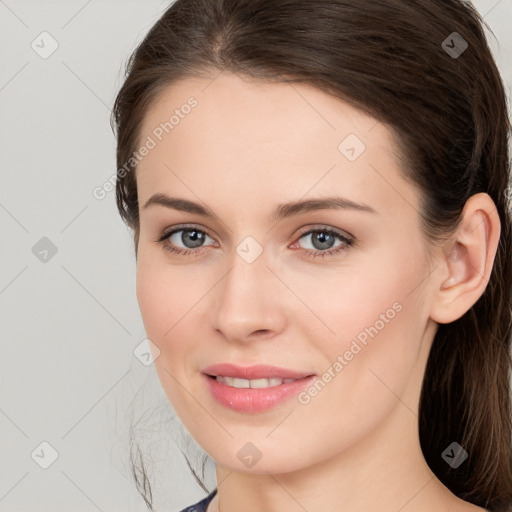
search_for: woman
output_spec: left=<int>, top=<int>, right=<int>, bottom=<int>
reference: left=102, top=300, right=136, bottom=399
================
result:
left=112, top=0, right=512, bottom=511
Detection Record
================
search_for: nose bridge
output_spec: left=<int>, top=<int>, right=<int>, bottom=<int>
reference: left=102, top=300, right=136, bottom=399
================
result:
left=212, top=243, right=284, bottom=340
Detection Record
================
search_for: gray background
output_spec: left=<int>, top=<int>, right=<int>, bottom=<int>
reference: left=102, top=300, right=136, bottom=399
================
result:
left=0, top=1, right=511, bottom=511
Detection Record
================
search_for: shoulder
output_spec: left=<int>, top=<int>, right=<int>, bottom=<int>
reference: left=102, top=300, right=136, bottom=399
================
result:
left=178, top=488, right=218, bottom=512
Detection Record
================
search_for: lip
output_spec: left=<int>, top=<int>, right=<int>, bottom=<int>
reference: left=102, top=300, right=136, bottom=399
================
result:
left=202, top=363, right=314, bottom=380
left=202, top=364, right=316, bottom=413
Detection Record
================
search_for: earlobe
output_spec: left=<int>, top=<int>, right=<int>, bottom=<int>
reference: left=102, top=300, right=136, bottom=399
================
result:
left=430, top=193, right=501, bottom=324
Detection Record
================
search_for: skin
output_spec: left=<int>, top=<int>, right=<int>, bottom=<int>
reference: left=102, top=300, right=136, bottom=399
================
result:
left=134, top=72, right=500, bottom=512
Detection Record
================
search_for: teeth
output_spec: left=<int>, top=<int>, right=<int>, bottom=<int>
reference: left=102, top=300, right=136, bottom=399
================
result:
left=215, top=376, right=297, bottom=388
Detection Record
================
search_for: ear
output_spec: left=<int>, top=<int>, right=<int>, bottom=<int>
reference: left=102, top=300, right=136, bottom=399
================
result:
left=429, top=192, right=501, bottom=324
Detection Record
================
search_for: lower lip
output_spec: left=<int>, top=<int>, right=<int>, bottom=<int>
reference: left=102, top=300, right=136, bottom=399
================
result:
left=203, top=374, right=316, bottom=413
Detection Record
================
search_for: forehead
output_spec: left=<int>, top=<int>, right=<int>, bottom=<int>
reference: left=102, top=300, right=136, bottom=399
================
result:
left=136, top=72, right=419, bottom=219
left=139, top=71, right=388, bottom=151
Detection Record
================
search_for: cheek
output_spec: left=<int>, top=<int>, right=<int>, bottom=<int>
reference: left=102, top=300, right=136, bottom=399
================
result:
left=136, top=249, right=200, bottom=339
left=299, top=246, right=428, bottom=398
left=135, top=256, right=200, bottom=411
left=297, top=245, right=425, bottom=345
left=135, top=251, right=213, bottom=380
left=135, top=253, right=193, bottom=355
left=136, top=260, right=168, bottom=340
left=305, top=251, right=427, bottom=414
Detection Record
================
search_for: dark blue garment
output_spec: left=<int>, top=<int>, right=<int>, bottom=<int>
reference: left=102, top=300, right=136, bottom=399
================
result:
left=178, top=488, right=218, bottom=512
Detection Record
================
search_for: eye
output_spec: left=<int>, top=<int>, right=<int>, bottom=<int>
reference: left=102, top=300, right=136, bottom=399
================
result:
left=155, top=224, right=354, bottom=259
left=292, top=226, right=354, bottom=259
left=156, top=225, right=216, bottom=256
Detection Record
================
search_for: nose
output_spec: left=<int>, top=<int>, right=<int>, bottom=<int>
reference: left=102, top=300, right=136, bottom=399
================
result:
left=211, top=248, right=287, bottom=344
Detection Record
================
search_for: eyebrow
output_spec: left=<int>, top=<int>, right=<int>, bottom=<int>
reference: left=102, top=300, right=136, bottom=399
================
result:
left=143, top=193, right=378, bottom=222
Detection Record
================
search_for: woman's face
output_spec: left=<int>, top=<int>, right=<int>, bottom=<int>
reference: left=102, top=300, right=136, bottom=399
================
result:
left=135, top=72, right=440, bottom=473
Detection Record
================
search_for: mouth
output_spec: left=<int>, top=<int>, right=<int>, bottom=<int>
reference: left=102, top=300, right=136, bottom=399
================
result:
left=206, top=375, right=301, bottom=388
left=201, top=363, right=316, bottom=413
left=202, top=362, right=314, bottom=381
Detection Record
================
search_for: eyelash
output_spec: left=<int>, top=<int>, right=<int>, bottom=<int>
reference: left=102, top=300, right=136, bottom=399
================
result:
left=155, top=224, right=354, bottom=260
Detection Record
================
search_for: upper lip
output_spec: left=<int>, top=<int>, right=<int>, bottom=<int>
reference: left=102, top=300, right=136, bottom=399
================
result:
left=202, top=363, right=315, bottom=380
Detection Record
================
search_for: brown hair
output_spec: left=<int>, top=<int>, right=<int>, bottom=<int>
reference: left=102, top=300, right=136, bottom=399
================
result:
left=111, top=0, right=512, bottom=510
